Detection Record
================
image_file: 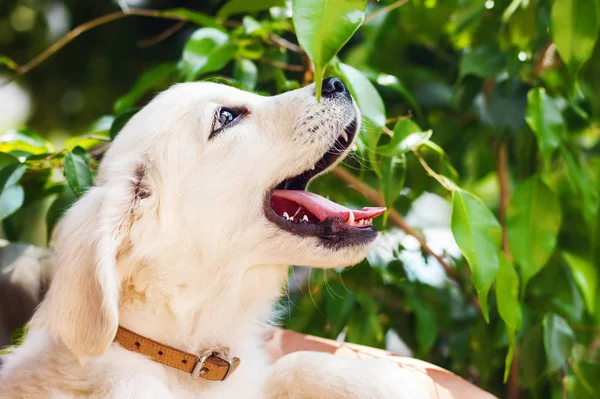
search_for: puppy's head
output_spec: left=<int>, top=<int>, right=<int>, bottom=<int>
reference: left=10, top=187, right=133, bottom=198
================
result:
left=32, top=78, right=385, bottom=359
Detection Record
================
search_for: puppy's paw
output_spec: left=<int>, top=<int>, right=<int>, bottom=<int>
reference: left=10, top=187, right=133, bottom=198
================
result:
left=263, top=351, right=429, bottom=399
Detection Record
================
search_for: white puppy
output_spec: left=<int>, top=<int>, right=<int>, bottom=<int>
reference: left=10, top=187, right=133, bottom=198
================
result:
left=0, top=78, right=429, bottom=399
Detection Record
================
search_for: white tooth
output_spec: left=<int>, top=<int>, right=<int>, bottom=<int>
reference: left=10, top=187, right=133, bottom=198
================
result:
left=302, top=215, right=309, bottom=222
left=311, top=165, right=316, bottom=170
left=347, top=211, right=355, bottom=225
left=283, top=212, right=290, bottom=220
left=289, top=216, right=294, bottom=221
left=340, top=131, right=349, bottom=142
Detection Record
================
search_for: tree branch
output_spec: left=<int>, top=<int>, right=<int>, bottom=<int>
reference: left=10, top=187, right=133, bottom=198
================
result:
left=1, top=8, right=215, bottom=87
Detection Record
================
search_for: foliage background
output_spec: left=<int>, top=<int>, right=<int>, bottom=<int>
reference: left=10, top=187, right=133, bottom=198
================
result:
left=1, top=0, right=600, bottom=398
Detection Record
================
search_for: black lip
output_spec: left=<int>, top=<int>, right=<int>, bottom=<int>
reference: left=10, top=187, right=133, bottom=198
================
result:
left=264, top=117, right=378, bottom=248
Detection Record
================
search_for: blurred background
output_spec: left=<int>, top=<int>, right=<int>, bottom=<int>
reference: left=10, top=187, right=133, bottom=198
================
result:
left=1, top=1, right=599, bottom=398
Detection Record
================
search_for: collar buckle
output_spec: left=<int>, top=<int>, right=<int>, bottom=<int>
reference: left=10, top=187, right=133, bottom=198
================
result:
left=192, top=350, right=237, bottom=381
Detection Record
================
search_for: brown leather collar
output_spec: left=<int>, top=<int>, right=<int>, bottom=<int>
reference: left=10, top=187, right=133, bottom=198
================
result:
left=114, top=326, right=240, bottom=381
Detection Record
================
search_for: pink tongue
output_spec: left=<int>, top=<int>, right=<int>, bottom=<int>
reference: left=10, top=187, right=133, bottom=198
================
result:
left=272, top=190, right=386, bottom=222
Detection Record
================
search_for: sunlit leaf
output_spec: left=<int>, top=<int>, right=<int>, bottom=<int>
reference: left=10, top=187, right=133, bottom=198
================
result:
left=376, top=119, right=432, bottom=156
left=543, top=313, right=575, bottom=373
left=180, top=28, right=237, bottom=81
left=0, top=129, right=54, bottom=155
left=217, top=0, right=285, bottom=19
left=506, top=176, right=561, bottom=293
left=0, top=55, right=18, bottom=71
left=495, top=251, right=522, bottom=382
left=451, top=190, right=502, bottom=321
left=525, top=88, right=565, bottom=165
left=63, top=149, right=92, bottom=198
left=563, top=252, right=597, bottom=314
left=292, top=0, right=367, bottom=101
left=550, top=0, right=599, bottom=77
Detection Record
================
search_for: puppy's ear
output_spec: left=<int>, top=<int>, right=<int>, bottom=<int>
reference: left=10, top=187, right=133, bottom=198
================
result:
left=31, top=175, right=142, bottom=361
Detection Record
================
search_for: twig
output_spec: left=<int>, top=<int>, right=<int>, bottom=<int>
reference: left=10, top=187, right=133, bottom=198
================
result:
left=386, top=112, right=412, bottom=124
left=411, top=148, right=454, bottom=191
left=1, top=8, right=213, bottom=87
left=495, top=140, right=512, bottom=259
left=138, top=20, right=187, bottom=48
left=268, top=33, right=304, bottom=54
left=332, top=166, right=482, bottom=310
left=258, top=58, right=305, bottom=72
left=363, top=0, right=410, bottom=25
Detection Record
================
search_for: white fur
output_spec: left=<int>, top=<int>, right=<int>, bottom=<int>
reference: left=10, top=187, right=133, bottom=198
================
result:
left=0, top=82, right=428, bottom=398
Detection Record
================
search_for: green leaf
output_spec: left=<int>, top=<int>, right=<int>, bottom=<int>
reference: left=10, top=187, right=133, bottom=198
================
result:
left=180, top=28, right=237, bottom=81
left=495, top=251, right=522, bottom=382
left=110, top=109, right=139, bottom=140
left=374, top=74, right=422, bottom=120
left=46, top=184, right=77, bottom=240
left=0, top=164, right=26, bottom=191
left=520, top=325, right=546, bottom=388
left=325, top=283, right=356, bottom=337
left=525, top=88, right=565, bottom=164
left=336, top=62, right=385, bottom=175
left=0, top=55, right=18, bottom=70
left=376, top=119, right=432, bottom=156
left=380, top=154, right=406, bottom=220
left=543, top=313, right=575, bottom=373
left=233, top=59, right=258, bottom=90
left=217, top=0, right=285, bottom=19
left=346, top=292, right=384, bottom=348
left=63, top=150, right=92, bottom=197
left=413, top=301, right=438, bottom=357
left=0, top=128, right=54, bottom=154
left=563, top=252, right=597, bottom=314
left=459, top=45, right=506, bottom=78
left=561, top=147, right=599, bottom=228
left=160, top=9, right=220, bottom=29
left=114, top=63, right=176, bottom=114
left=292, top=0, right=368, bottom=101
left=506, top=176, right=561, bottom=293
left=451, top=190, right=502, bottom=321
left=0, top=184, right=24, bottom=221
left=551, top=0, right=599, bottom=77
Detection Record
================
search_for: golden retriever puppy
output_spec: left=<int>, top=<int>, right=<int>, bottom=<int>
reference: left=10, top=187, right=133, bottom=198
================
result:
left=0, top=78, right=429, bottom=398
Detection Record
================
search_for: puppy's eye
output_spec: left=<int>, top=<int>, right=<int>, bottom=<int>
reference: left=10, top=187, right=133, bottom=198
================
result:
left=211, top=107, right=245, bottom=139
left=219, top=109, right=235, bottom=126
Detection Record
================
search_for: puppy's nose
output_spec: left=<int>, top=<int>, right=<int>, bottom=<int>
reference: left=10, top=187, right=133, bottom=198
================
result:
left=321, top=77, right=351, bottom=100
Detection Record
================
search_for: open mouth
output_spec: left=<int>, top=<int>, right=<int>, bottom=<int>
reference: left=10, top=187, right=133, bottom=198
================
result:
left=264, top=118, right=386, bottom=247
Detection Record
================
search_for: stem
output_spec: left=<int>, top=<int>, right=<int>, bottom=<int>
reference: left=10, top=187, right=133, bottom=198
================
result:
left=411, top=148, right=454, bottom=191
left=258, top=58, right=305, bottom=72
left=137, top=20, right=187, bottom=48
left=363, top=0, right=410, bottom=25
left=333, top=166, right=481, bottom=311
left=268, top=33, right=304, bottom=54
